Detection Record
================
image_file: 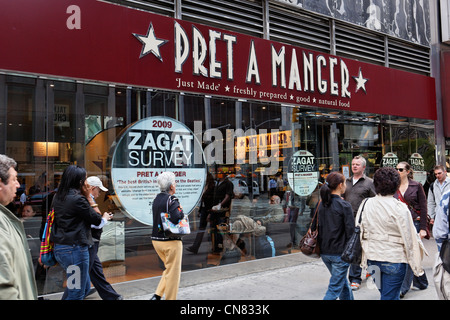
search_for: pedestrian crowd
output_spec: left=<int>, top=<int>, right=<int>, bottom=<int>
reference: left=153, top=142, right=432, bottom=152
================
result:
left=315, top=157, right=450, bottom=300
left=1, top=153, right=450, bottom=300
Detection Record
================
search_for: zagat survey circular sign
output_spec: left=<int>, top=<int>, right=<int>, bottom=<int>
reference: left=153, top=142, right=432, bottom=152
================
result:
left=382, top=152, right=398, bottom=168
left=111, top=117, right=206, bottom=226
left=409, top=153, right=426, bottom=185
left=287, top=150, right=319, bottom=197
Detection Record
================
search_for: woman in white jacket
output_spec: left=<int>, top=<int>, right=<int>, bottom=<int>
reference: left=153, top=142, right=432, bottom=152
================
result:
left=357, top=167, right=426, bottom=300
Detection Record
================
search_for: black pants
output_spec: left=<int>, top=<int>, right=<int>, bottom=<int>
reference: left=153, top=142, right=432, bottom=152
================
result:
left=189, top=208, right=209, bottom=252
left=89, top=241, right=121, bottom=300
left=210, top=210, right=228, bottom=252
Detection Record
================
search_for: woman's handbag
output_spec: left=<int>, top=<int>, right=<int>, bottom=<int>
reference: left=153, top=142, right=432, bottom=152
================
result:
left=299, top=201, right=320, bottom=256
left=160, top=196, right=191, bottom=237
left=40, top=208, right=57, bottom=267
left=341, top=198, right=368, bottom=264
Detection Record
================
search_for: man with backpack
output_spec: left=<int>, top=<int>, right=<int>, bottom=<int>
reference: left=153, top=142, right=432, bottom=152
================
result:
left=428, top=165, right=450, bottom=230
left=0, top=154, right=37, bottom=299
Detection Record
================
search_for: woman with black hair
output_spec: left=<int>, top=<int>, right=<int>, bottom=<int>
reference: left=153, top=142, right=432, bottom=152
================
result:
left=51, top=165, right=112, bottom=300
left=317, top=171, right=355, bottom=300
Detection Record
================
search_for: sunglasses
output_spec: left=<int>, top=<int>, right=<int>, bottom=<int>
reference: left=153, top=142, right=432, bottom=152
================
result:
left=396, top=168, right=405, bottom=172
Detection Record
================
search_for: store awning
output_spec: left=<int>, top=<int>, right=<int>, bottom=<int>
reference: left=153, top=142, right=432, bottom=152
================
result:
left=0, top=0, right=437, bottom=120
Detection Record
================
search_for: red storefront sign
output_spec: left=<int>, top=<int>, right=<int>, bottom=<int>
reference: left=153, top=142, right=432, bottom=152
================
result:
left=442, top=51, right=450, bottom=136
left=0, top=0, right=436, bottom=120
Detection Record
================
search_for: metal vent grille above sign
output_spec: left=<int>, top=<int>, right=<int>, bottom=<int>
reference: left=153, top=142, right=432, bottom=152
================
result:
left=388, top=39, right=431, bottom=75
left=268, top=3, right=331, bottom=52
left=113, top=0, right=175, bottom=17
left=335, top=23, right=385, bottom=66
left=182, top=0, right=264, bottom=38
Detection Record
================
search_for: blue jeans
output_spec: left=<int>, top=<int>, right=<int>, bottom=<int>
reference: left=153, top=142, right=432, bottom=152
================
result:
left=368, top=260, right=407, bottom=300
left=400, top=221, right=428, bottom=294
left=321, top=254, right=354, bottom=300
left=54, top=244, right=91, bottom=300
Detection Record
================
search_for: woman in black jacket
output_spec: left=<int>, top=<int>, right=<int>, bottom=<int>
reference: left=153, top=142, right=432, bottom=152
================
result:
left=317, top=171, right=355, bottom=300
left=150, top=171, right=185, bottom=300
left=51, top=165, right=112, bottom=300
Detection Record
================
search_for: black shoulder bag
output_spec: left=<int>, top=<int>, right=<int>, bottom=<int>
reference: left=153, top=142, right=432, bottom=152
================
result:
left=341, top=198, right=368, bottom=265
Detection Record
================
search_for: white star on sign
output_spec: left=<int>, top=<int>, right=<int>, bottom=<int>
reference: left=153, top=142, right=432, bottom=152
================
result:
left=133, top=23, right=168, bottom=61
left=353, top=68, right=368, bottom=94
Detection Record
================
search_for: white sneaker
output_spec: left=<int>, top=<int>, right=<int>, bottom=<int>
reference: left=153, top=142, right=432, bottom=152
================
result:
left=351, top=282, right=361, bottom=291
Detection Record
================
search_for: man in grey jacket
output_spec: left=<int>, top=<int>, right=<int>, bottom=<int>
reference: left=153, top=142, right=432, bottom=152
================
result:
left=0, top=154, right=38, bottom=299
left=434, top=189, right=450, bottom=250
left=343, top=156, right=376, bottom=290
left=431, top=165, right=450, bottom=250
left=433, top=187, right=450, bottom=299
left=428, top=165, right=450, bottom=226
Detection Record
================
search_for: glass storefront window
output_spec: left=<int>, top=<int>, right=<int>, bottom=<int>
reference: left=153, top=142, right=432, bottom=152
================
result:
left=0, top=75, right=436, bottom=296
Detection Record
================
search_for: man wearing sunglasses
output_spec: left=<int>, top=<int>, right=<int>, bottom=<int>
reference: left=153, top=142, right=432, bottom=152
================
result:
left=428, top=165, right=450, bottom=228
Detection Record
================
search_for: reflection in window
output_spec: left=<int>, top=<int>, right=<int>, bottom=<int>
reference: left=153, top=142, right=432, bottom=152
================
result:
left=1, top=76, right=436, bottom=296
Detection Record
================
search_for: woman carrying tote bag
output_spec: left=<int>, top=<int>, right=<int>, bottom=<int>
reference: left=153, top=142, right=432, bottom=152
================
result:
left=357, top=167, right=426, bottom=300
left=150, top=171, right=185, bottom=300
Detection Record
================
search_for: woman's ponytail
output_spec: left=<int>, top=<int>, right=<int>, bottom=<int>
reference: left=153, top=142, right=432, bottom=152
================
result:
left=319, top=171, right=345, bottom=207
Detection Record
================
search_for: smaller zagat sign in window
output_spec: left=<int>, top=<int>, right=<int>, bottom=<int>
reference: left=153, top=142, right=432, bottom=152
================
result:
left=287, top=150, right=319, bottom=197
left=111, top=117, right=206, bottom=226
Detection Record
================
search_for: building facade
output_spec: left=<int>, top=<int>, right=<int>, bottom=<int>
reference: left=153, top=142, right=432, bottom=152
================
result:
left=431, top=1, right=450, bottom=166
left=0, top=0, right=438, bottom=296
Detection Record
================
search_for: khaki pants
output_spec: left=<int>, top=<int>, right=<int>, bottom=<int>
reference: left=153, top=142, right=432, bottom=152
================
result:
left=152, top=240, right=183, bottom=300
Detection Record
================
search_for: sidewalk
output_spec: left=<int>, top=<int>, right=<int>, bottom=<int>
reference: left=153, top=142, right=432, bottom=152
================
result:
left=100, top=237, right=439, bottom=301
